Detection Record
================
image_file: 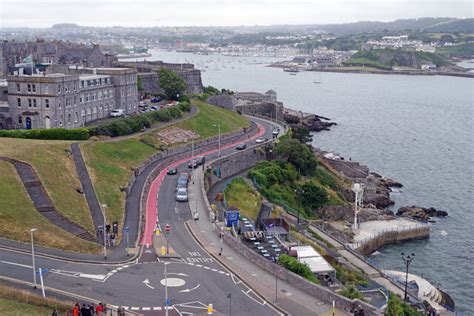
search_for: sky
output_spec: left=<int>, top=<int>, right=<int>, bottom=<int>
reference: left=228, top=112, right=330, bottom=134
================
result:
left=0, top=0, right=472, bottom=28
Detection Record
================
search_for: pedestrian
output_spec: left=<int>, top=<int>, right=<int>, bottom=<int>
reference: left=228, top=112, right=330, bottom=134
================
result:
left=51, top=309, right=58, bottom=316
left=73, top=303, right=80, bottom=316
left=106, top=224, right=111, bottom=234
left=95, top=303, right=103, bottom=316
left=219, top=247, right=223, bottom=255
left=80, top=303, right=88, bottom=316
left=88, top=304, right=95, bottom=315
left=110, top=233, right=116, bottom=247
left=359, top=307, right=365, bottom=316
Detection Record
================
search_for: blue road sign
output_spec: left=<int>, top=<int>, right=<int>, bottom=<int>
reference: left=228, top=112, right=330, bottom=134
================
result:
left=165, top=298, right=171, bottom=306
left=36, top=268, right=48, bottom=275
left=125, top=226, right=129, bottom=233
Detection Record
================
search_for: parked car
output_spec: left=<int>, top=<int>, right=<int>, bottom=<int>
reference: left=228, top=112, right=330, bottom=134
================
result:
left=138, top=101, right=147, bottom=108
left=176, top=188, right=188, bottom=202
left=255, top=137, right=268, bottom=144
left=167, top=167, right=178, bottom=175
left=151, top=97, right=162, bottom=103
left=110, top=109, right=124, bottom=117
left=176, top=173, right=189, bottom=190
left=151, top=105, right=160, bottom=111
left=272, top=128, right=280, bottom=138
left=236, top=143, right=247, bottom=150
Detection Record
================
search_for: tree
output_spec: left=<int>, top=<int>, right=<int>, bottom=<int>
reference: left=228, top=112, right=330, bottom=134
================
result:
left=274, top=138, right=318, bottom=176
left=158, top=68, right=187, bottom=100
left=291, top=126, right=313, bottom=144
left=300, top=182, right=328, bottom=210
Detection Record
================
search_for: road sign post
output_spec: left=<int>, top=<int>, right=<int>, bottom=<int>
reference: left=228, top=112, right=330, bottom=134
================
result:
left=165, top=224, right=171, bottom=254
left=37, top=268, right=48, bottom=297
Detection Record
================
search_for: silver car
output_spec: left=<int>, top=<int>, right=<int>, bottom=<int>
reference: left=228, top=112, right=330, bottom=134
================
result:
left=176, top=188, right=188, bottom=202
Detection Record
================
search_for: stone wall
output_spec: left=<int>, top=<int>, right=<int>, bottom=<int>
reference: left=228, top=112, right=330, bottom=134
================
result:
left=206, top=93, right=237, bottom=111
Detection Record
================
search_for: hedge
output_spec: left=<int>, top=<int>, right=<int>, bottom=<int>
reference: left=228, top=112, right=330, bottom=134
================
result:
left=0, top=128, right=90, bottom=140
left=278, top=254, right=318, bottom=283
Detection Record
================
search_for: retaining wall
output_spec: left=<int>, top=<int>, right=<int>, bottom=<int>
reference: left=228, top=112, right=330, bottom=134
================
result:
left=356, top=225, right=430, bottom=255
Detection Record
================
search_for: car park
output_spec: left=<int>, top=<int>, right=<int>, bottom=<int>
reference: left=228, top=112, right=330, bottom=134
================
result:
left=167, top=167, right=178, bottom=175
left=236, top=143, right=247, bottom=150
left=255, top=137, right=268, bottom=144
left=176, top=188, right=188, bottom=202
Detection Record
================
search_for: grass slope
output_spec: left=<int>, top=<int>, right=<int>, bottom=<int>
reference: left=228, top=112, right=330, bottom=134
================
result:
left=224, top=177, right=262, bottom=220
left=0, top=161, right=99, bottom=252
left=0, top=139, right=93, bottom=233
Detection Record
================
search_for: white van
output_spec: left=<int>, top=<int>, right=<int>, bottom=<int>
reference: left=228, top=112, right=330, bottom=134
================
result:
left=110, top=109, right=124, bottom=117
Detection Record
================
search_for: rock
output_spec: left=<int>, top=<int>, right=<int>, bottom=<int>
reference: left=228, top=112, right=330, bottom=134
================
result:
left=316, top=205, right=352, bottom=221
left=359, top=207, right=395, bottom=222
left=374, top=194, right=395, bottom=208
left=397, top=205, right=448, bottom=220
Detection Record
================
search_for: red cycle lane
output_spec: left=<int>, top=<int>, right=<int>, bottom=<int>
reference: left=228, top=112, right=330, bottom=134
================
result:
left=141, top=123, right=266, bottom=246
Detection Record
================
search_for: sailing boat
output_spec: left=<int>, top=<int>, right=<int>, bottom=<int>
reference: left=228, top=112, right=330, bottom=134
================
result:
left=313, top=78, right=321, bottom=84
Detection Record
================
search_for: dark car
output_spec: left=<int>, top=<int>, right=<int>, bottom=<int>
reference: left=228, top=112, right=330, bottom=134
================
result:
left=167, top=167, right=178, bottom=175
left=151, top=97, right=162, bottom=103
left=236, top=143, right=247, bottom=150
left=195, top=156, right=206, bottom=165
left=188, top=159, right=198, bottom=169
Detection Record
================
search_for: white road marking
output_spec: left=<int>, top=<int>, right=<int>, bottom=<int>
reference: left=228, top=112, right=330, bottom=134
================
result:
left=218, top=270, right=225, bottom=274
left=241, top=289, right=267, bottom=306
left=204, top=266, right=210, bottom=270
left=211, top=268, right=217, bottom=272
left=131, top=307, right=139, bottom=310
left=0, top=261, right=32, bottom=269
left=122, top=306, right=129, bottom=310
left=78, top=273, right=107, bottom=280
left=179, top=284, right=200, bottom=293
left=142, top=307, right=151, bottom=311
left=143, top=278, right=155, bottom=289
left=153, top=307, right=162, bottom=311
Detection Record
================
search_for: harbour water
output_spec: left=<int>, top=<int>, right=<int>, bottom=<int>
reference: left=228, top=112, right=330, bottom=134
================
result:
left=130, top=49, right=474, bottom=313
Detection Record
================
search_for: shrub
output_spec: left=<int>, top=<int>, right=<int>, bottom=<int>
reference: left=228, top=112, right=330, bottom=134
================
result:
left=0, top=128, right=90, bottom=140
left=178, top=101, right=191, bottom=112
left=386, top=294, right=423, bottom=316
left=278, top=254, right=318, bottom=283
left=339, top=284, right=364, bottom=300
left=178, top=95, right=190, bottom=103
left=168, top=107, right=182, bottom=119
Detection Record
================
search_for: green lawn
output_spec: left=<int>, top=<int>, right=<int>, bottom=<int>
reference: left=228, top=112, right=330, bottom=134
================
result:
left=176, top=99, right=250, bottom=138
left=224, top=177, right=262, bottom=220
left=0, top=138, right=94, bottom=234
left=0, top=297, right=58, bottom=316
left=0, top=161, right=99, bottom=253
left=81, top=139, right=157, bottom=233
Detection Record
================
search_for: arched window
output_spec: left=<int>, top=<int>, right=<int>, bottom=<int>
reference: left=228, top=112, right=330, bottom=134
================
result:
left=67, top=113, right=71, bottom=124
left=81, top=108, right=85, bottom=116
left=59, top=115, right=63, bottom=127
left=75, top=112, right=79, bottom=122
left=18, top=116, right=23, bottom=124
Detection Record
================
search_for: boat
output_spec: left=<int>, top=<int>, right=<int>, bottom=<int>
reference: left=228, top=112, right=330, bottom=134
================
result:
left=313, top=79, right=321, bottom=84
left=289, top=73, right=297, bottom=76
left=283, top=67, right=300, bottom=73
left=117, top=52, right=152, bottom=59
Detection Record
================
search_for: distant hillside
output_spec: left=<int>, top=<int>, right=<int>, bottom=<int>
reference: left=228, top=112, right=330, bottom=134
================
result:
left=437, top=42, right=474, bottom=58
left=422, top=18, right=474, bottom=33
left=316, top=18, right=471, bottom=35
left=344, top=49, right=450, bottom=69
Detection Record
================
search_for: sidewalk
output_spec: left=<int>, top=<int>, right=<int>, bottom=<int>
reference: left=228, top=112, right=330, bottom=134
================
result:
left=188, top=166, right=350, bottom=316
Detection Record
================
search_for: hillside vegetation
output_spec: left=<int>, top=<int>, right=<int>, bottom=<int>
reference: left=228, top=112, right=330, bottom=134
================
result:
left=345, top=49, right=449, bottom=69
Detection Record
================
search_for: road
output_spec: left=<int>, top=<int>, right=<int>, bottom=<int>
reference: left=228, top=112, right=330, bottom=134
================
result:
left=0, top=117, right=282, bottom=315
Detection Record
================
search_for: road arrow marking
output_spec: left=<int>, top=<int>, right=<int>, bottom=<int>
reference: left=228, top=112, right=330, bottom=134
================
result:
left=179, top=284, right=200, bottom=293
left=143, top=278, right=155, bottom=289
left=166, top=272, right=189, bottom=277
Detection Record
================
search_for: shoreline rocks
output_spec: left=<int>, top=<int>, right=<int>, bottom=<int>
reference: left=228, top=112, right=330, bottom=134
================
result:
left=396, top=205, right=448, bottom=221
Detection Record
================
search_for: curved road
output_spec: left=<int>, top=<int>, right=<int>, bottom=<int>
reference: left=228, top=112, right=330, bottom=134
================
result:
left=0, top=117, right=282, bottom=315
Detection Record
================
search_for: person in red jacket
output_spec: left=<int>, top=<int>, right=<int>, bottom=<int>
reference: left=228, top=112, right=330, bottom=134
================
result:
left=95, top=303, right=103, bottom=316
left=72, top=303, right=80, bottom=316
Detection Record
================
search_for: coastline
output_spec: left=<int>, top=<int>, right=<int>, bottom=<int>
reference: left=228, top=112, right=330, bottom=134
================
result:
left=269, top=63, right=474, bottom=78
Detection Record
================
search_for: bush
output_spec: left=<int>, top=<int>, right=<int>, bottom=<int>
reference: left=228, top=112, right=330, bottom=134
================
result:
left=339, top=284, right=364, bottom=300
left=386, top=294, right=423, bottom=316
left=178, top=101, right=191, bottom=112
left=168, top=106, right=182, bottom=119
left=278, top=254, right=318, bottom=283
left=178, top=95, right=190, bottom=103
left=0, top=128, right=90, bottom=140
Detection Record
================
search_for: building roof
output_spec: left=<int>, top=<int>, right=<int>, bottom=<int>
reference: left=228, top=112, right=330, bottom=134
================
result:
left=265, top=89, right=276, bottom=94
left=292, top=245, right=320, bottom=259
left=299, top=257, right=335, bottom=274
left=79, top=74, right=111, bottom=80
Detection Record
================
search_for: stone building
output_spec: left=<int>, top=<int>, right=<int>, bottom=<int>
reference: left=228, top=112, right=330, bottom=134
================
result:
left=6, top=67, right=137, bottom=129
left=0, top=39, right=116, bottom=78
left=116, top=60, right=203, bottom=95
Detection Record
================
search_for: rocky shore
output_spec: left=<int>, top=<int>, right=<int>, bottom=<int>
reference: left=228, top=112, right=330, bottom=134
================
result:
left=397, top=206, right=448, bottom=221
left=283, top=111, right=337, bottom=132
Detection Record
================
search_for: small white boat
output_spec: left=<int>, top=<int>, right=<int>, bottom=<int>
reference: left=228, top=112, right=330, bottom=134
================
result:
left=313, top=79, right=321, bottom=84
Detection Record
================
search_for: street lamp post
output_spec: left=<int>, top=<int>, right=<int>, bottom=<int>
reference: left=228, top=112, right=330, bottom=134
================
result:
left=213, top=123, right=221, bottom=157
left=102, top=204, right=107, bottom=259
left=227, top=293, right=232, bottom=316
left=164, top=262, right=169, bottom=316
left=30, top=228, right=37, bottom=288
left=401, top=252, right=415, bottom=301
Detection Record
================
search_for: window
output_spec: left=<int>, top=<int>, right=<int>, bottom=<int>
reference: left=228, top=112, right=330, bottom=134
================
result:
left=67, top=113, right=71, bottom=124
left=32, top=84, right=36, bottom=92
left=58, top=101, right=61, bottom=109
left=18, top=116, right=22, bottom=124
left=33, top=99, right=37, bottom=107
left=44, top=85, right=49, bottom=94
left=16, top=84, right=20, bottom=92
left=81, top=81, right=84, bottom=88
left=59, top=115, right=63, bottom=127
left=27, top=84, right=31, bottom=92
left=80, top=96, right=83, bottom=103
left=58, top=85, right=61, bottom=93
left=75, top=112, right=79, bottom=123
left=17, top=98, right=21, bottom=107
left=45, top=99, right=49, bottom=108
left=28, top=99, right=32, bottom=107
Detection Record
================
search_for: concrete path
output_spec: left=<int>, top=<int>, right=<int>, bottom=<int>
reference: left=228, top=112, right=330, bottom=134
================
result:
left=0, top=157, right=95, bottom=242
left=189, top=162, right=350, bottom=315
